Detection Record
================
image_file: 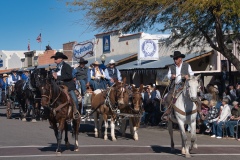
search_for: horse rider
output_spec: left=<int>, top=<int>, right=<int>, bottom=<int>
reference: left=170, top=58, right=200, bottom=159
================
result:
left=162, top=51, right=194, bottom=121
left=22, top=68, right=34, bottom=91
left=75, top=57, right=90, bottom=96
left=51, top=52, right=80, bottom=119
left=90, top=61, right=107, bottom=90
left=104, top=59, right=122, bottom=87
left=7, top=69, right=21, bottom=86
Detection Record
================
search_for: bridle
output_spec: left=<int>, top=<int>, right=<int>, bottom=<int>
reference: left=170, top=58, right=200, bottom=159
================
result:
left=128, top=89, right=143, bottom=113
left=41, top=82, right=62, bottom=107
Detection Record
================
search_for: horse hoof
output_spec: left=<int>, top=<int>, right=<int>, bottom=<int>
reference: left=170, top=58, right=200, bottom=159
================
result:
left=31, top=119, right=37, bottom=123
left=56, top=149, right=62, bottom=154
left=104, top=136, right=108, bottom=140
left=193, top=144, right=198, bottom=149
left=185, top=154, right=191, bottom=158
left=112, top=138, right=117, bottom=141
left=74, top=148, right=79, bottom=152
left=22, top=118, right=26, bottom=122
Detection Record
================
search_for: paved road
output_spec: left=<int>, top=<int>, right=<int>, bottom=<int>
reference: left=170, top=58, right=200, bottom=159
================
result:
left=0, top=105, right=240, bottom=160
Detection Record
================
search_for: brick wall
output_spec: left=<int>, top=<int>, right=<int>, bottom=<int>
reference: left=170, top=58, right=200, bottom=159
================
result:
left=38, top=50, right=56, bottom=65
left=63, top=41, right=76, bottom=61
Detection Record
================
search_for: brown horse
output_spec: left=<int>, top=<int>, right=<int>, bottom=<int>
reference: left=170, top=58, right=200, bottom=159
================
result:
left=38, top=78, right=81, bottom=153
left=120, top=84, right=143, bottom=140
left=90, top=78, right=129, bottom=141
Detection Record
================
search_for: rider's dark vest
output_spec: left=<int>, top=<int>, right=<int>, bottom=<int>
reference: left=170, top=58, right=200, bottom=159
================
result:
left=76, top=66, right=88, bottom=80
left=150, top=90, right=157, bottom=101
left=11, top=74, right=19, bottom=82
left=169, top=62, right=190, bottom=77
left=106, top=67, right=118, bottom=79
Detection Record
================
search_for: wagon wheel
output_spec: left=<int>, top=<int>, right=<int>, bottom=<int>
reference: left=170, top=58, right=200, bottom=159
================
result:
left=6, top=100, right=12, bottom=119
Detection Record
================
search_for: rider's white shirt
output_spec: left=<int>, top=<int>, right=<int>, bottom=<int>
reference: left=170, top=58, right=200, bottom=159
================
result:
left=167, top=62, right=194, bottom=84
left=7, top=74, right=21, bottom=85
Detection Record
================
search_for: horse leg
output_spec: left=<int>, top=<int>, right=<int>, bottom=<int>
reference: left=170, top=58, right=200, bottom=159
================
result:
left=55, top=122, right=64, bottom=153
left=98, top=114, right=103, bottom=138
left=103, top=114, right=109, bottom=140
left=110, top=117, right=116, bottom=141
left=131, top=118, right=139, bottom=141
left=168, top=120, right=175, bottom=153
left=120, top=118, right=127, bottom=137
left=93, top=112, right=99, bottom=138
left=73, top=119, right=80, bottom=151
left=21, top=104, right=27, bottom=122
left=64, top=121, right=70, bottom=150
left=178, top=121, right=190, bottom=158
left=31, top=101, right=37, bottom=122
left=190, top=120, right=197, bottom=151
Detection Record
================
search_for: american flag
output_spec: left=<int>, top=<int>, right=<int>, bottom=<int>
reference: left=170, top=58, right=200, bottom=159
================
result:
left=27, top=42, right=30, bottom=51
left=36, top=33, right=41, bottom=43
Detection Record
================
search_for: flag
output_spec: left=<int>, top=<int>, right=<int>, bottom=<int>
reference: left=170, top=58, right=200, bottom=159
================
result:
left=36, top=33, right=41, bottom=43
left=28, top=42, right=30, bottom=51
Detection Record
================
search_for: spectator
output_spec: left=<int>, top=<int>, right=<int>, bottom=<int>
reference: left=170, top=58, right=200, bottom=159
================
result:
left=229, top=84, right=237, bottom=102
left=202, top=100, right=219, bottom=133
left=211, top=97, right=231, bottom=139
left=225, top=101, right=240, bottom=139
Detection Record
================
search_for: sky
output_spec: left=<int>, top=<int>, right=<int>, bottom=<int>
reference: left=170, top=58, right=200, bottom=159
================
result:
left=0, top=0, right=165, bottom=51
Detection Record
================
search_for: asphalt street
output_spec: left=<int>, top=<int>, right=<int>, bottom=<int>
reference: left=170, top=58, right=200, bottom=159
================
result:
left=0, top=105, right=240, bottom=160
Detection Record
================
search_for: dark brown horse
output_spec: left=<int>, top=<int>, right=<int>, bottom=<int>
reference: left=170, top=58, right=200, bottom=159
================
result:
left=120, top=84, right=143, bottom=140
left=90, top=78, right=129, bottom=141
left=38, top=77, right=81, bottom=153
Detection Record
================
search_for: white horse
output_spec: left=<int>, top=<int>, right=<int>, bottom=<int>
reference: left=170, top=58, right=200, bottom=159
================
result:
left=168, top=75, right=200, bottom=158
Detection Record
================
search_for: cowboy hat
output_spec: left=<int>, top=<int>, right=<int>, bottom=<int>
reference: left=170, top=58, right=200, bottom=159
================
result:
left=11, top=69, right=18, bottom=72
left=201, top=100, right=209, bottom=106
left=92, top=61, right=101, bottom=65
left=232, top=101, right=239, bottom=106
left=170, top=51, right=185, bottom=59
left=109, top=59, right=115, bottom=64
left=3, top=73, right=8, bottom=77
left=78, top=57, right=88, bottom=64
left=23, top=68, right=29, bottom=72
left=50, top=52, right=68, bottom=59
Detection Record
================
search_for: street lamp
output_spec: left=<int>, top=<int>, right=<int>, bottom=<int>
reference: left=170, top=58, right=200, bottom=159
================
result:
left=100, top=54, right=106, bottom=64
left=226, top=39, right=233, bottom=84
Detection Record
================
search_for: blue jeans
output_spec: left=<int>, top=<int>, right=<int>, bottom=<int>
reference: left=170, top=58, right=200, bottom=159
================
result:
left=79, top=80, right=87, bottom=96
left=212, top=121, right=225, bottom=137
left=69, top=90, right=79, bottom=111
left=225, top=120, right=238, bottom=137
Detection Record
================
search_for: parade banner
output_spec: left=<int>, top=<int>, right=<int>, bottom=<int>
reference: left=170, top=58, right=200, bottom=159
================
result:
left=103, top=35, right=110, bottom=53
left=73, top=39, right=94, bottom=59
left=138, top=39, right=159, bottom=60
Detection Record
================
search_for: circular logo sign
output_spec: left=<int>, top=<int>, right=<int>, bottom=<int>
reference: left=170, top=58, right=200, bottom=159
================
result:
left=141, top=40, right=157, bottom=57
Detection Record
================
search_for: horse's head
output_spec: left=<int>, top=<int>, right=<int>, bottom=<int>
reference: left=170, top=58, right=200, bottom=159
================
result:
left=187, top=75, right=201, bottom=102
left=31, top=68, right=48, bottom=88
left=115, top=78, right=129, bottom=107
left=38, top=78, right=52, bottom=107
left=129, top=84, right=143, bottom=112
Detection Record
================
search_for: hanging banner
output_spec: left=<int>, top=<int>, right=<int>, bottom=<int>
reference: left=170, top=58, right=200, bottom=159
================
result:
left=138, top=39, right=159, bottom=60
left=103, top=35, right=110, bottom=53
left=73, top=39, right=94, bottom=59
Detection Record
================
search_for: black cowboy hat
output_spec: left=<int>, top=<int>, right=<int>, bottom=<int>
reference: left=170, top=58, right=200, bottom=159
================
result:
left=50, top=52, right=68, bottom=59
left=78, top=57, right=88, bottom=64
left=170, top=51, right=185, bottom=59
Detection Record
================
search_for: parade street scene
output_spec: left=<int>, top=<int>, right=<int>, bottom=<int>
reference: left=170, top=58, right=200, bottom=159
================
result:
left=1, top=0, right=240, bottom=160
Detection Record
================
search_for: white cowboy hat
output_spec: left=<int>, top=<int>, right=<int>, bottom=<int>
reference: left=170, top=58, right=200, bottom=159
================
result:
left=109, top=59, right=115, bottom=64
left=92, top=61, right=101, bottom=65
left=23, top=68, right=30, bottom=72
left=3, top=73, right=8, bottom=77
